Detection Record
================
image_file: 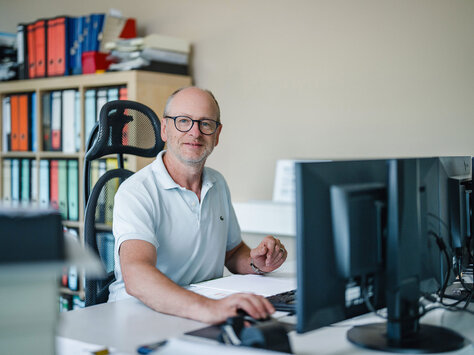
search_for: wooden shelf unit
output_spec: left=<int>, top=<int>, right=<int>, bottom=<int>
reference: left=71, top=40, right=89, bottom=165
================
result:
left=0, top=70, right=191, bottom=301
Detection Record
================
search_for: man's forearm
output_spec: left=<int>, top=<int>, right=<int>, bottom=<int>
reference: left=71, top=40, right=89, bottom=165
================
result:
left=225, top=242, right=255, bottom=274
left=122, top=262, right=212, bottom=321
left=122, top=261, right=276, bottom=323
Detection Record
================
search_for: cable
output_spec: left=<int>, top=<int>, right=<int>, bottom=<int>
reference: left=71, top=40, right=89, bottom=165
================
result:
left=425, top=283, right=474, bottom=311
left=361, top=276, right=386, bottom=321
left=440, top=293, right=469, bottom=308
left=428, top=212, right=474, bottom=295
left=427, top=213, right=450, bottom=233
left=427, top=213, right=449, bottom=231
left=426, top=230, right=473, bottom=306
left=357, top=226, right=473, bottom=325
left=361, top=276, right=427, bottom=323
left=459, top=276, right=473, bottom=293
left=427, top=230, right=452, bottom=300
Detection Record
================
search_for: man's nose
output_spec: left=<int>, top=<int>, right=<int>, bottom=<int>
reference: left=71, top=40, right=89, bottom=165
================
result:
left=188, top=121, right=202, bottom=136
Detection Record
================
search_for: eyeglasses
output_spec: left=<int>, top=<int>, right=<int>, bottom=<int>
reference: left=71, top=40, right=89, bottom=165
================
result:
left=164, top=115, right=221, bottom=135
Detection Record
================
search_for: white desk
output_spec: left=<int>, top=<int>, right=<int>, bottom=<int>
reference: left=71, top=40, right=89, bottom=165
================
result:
left=288, top=309, right=474, bottom=355
left=57, top=266, right=474, bottom=355
left=57, top=298, right=204, bottom=352
left=57, top=298, right=474, bottom=355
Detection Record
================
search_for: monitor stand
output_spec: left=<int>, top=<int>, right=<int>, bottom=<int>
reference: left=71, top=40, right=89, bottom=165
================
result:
left=347, top=322, right=467, bottom=353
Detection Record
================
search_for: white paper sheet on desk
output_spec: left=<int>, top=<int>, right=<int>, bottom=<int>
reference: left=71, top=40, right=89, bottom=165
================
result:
left=188, top=274, right=296, bottom=298
left=186, top=284, right=235, bottom=299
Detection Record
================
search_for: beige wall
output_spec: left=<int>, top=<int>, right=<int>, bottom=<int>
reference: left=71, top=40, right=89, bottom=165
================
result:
left=1, top=0, right=473, bottom=202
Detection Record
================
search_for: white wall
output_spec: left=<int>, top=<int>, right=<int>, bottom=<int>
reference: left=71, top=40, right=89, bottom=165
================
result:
left=1, top=0, right=473, bottom=203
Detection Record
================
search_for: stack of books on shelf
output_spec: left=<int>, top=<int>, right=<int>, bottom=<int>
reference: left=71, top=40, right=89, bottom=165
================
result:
left=2, top=90, right=80, bottom=154
left=84, top=85, right=127, bottom=143
left=106, top=33, right=190, bottom=75
left=14, top=11, right=191, bottom=79
left=2, top=93, right=37, bottom=152
left=17, top=13, right=106, bottom=79
left=15, top=11, right=136, bottom=79
left=2, top=85, right=127, bottom=157
left=42, top=89, right=81, bottom=153
left=1, top=85, right=128, bottom=223
left=2, top=90, right=83, bottom=154
left=1, top=156, right=122, bottom=224
left=2, top=158, right=79, bottom=221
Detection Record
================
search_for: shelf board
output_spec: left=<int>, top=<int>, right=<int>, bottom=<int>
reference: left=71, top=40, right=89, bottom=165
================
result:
left=38, top=152, right=83, bottom=159
left=1, top=151, right=37, bottom=158
left=0, top=70, right=190, bottom=93
left=63, top=220, right=81, bottom=229
left=1, top=151, right=83, bottom=159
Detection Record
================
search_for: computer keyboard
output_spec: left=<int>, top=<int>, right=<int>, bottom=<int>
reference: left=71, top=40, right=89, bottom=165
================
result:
left=266, top=289, right=296, bottom=313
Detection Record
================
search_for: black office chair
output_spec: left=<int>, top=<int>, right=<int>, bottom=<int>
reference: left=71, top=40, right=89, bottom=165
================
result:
left=83, top=99, right=164, bottom=306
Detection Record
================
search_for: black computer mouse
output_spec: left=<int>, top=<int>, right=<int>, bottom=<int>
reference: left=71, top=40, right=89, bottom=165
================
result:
left=237, top=308, right=272, bottom=322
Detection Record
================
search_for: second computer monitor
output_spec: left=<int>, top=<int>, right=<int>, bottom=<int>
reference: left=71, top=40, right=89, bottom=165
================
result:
left=295, top=159, right=388, bottom=333
left=295, top=157, right=471, bottom=352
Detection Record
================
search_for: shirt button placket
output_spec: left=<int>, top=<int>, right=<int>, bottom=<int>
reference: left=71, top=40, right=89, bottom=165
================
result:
left=189, top=199, right=199, bottom=223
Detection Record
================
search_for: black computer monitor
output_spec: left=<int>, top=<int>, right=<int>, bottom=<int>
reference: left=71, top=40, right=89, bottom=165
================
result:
left=295, top=159, right=388, bottom=333
left=295, top=157, right=470, bottom=353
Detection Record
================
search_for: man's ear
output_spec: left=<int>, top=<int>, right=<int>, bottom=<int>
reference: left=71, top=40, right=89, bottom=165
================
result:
left=160, top=117, right=168, bottom=142
left=214, top=123, right=223, bottom=147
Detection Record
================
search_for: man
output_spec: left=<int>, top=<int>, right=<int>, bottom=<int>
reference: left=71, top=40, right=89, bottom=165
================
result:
left=109, top=87, right=287, bottom=324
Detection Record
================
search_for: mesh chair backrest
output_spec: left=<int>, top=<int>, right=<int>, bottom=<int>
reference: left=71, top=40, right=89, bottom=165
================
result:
left=84, top=168, right=134, bottom=306
left=84, top=100, right=164, bottom=306
left=85, top=100, right=164, bottom=161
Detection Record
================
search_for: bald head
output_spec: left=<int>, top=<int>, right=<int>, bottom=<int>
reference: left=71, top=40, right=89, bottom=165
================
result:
left=163, top=87, right=221, bottom=122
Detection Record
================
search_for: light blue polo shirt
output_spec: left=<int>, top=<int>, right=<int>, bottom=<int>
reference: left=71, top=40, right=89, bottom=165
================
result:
left=108, top=151, right=242, bottom=302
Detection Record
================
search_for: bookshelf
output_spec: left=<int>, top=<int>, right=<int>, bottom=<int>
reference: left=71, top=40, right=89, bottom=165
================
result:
left=0, top=70, right=191, bottom=304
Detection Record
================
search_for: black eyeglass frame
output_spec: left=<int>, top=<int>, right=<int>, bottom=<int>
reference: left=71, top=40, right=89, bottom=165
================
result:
left=164, top=115, right=221, bottom=135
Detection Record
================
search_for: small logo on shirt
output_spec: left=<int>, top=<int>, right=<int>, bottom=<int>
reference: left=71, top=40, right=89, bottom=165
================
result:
left=220, top=216, right=224, bottom=221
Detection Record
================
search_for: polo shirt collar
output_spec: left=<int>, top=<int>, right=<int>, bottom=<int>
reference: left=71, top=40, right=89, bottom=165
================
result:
left=154, top=150, right=216, bottom=190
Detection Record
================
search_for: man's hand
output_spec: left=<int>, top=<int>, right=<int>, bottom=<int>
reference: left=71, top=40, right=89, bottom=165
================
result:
left=250, top=236, right=287, bottom=273
left=200, top=293, right=275, bottom=324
